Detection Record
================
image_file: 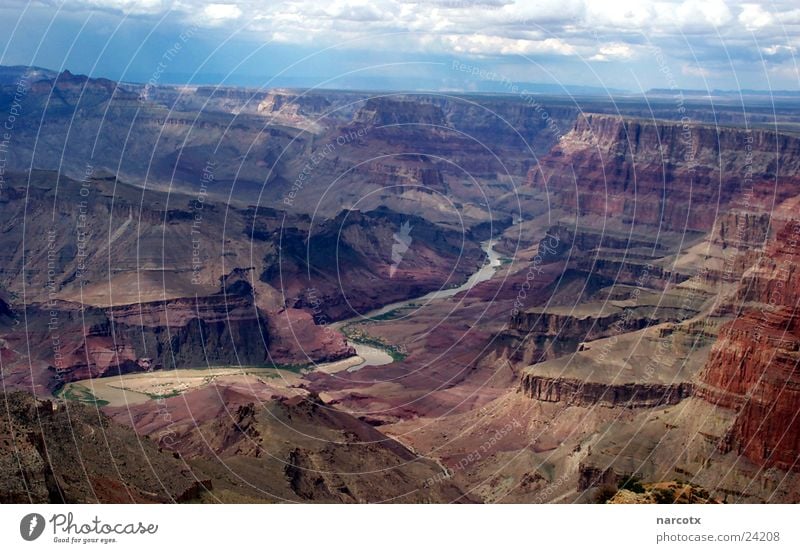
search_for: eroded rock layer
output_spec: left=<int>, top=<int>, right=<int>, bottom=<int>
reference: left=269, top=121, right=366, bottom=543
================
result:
left=698, top=219, right=800, bottom=471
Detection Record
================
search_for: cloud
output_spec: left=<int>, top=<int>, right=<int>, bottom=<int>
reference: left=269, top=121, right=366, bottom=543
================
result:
left=590, top=43, right=635, bottom=61
left=738, top=4, right=775, bottom=30
left=674, top=0, right=733, bottom=29
left=762, top=44, right=796, bottom=56
left=441, top=34, right=577, bottom=56
left=585, top=1, right=655, bottom=29
left=325, top=1, right=385, bottom=22
left=75, top=0, right=167, bottom=15
left=203, top=3, right=241, bottom=22
left=18, top=0, right=800, bottom=90
left=38, top=1, right=800, bottom=48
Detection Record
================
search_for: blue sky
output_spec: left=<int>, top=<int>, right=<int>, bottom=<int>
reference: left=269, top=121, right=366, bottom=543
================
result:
left=0, top=0, right=798, bottom=93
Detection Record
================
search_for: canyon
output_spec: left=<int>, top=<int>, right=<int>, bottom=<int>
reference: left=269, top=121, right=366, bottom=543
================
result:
left=1, top=66, right=799, bottom=503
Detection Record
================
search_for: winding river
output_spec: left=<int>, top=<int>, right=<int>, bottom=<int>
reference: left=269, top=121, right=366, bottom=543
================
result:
left=333, top=239, right=502, bottom=372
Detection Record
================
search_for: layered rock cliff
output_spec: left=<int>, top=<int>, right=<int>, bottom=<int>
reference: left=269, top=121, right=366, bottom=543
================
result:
left=521, top=375, right=692, bottom=408
left=36, top=283, right=271, bottom=383
left=527, top=114, right=800, bottom=232
left=697, top=219, right=800, bottom=471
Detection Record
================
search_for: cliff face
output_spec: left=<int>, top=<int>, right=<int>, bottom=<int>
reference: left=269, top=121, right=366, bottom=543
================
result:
left=697, top=219, right=800, bottom=471
left=498, top=309, right=649, bottom=366
left=40, top=286, right=271, bottom=383
left=352, top=94, right=577, bottom=153
left=521, top=375, right=692, bottom=408
left=347, top=155, right=447, bottom=193
left=257, top=90, right=336, bottom=118
left=353, top=97, right=449, bottom=127
left=4, top=280, right=351, bottom=389
left=333, top=95, right=578, bottom=199
left=711, top=210, right=772, bottom=250
left=498, top=299, right=695, bottom=368
left=527, top=114, right=800, bottom=232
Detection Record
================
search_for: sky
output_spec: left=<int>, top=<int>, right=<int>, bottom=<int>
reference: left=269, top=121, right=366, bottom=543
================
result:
left=0, top=0, right=798, bottom=93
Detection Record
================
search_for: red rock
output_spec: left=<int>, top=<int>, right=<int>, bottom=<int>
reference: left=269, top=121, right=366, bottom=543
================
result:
left=698, top=219, right=800, bottom=471
left=526, top=114, right=800, bottom=232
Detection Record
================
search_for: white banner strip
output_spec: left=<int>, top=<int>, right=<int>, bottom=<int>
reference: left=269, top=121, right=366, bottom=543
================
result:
left=1, top=504, right=798, bottom=552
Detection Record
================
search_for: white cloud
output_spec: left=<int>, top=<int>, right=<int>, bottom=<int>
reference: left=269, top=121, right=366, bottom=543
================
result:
left=763, top=44, right=793, bottom=55
left=25, top=0, right=800, bottom=90
left=441, top=34, right=577, bottom=56
left=738, top=4, right=775, bottom=30
left=495, top=0, right=586, bottom=25
left=203, top=3, right=241, bottom=22
left=325, top=1, right=384, bottom=22
left=79, top=0, right=167, bottom=15
left=590, top=43, right=635, bottom=61
left=585, top=0, right=655, bottom=29
left=678, top=0, right=733, bottom=27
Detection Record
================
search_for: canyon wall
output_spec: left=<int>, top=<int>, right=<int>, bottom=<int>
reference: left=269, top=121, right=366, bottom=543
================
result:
left=527, top=113, right=800, bottom=232
left=521, top=374, right=693, bottom=408
left=697, top=219, right=800, bottom=471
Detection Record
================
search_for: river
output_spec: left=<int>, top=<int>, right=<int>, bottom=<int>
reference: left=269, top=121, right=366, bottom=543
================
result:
left=332, top=239, right=502, bottom=372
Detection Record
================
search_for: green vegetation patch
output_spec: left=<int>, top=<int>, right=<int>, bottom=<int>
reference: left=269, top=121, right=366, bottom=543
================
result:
left=367, top=308, right=409, bottom=322
left=59, top=384, right=109, bottom=407
left=618, top=474, right=646, bottom=494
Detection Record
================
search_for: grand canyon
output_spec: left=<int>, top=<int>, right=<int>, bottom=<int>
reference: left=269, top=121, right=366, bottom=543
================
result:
left=1, top=64, right=799, bottom=504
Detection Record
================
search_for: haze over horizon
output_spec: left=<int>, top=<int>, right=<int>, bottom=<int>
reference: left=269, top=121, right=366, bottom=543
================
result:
left=1, top=0, right=798, bottom=93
